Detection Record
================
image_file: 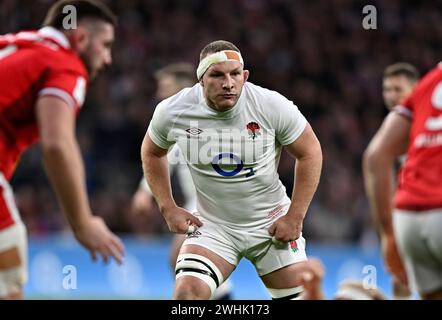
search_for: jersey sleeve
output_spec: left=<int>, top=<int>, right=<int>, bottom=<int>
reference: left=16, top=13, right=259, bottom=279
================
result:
left=394, top=92, right=415, bottom=120
left=147, top=99, right=176, bottom=150
left=267, top=90, right=307, bottom=145
left=38, top=59, right=88, bottom=113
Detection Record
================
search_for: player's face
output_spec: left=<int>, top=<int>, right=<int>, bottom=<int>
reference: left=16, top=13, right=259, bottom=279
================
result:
left=201, top=61, right=249, bottom=112
left=81, top=22, right=114, bottom=80
left=382, top=75, right=416, bottom=110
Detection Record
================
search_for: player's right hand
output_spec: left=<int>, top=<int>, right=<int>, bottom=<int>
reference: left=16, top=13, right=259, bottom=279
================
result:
left=73, top=216, right=125, bottom=265
left=381, top=233, right=408, bottom=285
left=162, top=206, right=203, bottom=234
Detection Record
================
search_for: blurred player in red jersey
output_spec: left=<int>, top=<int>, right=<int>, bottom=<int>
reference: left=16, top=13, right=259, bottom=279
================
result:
left=382, top=63, right=419, bottom=111
left=0, top=0, right=125, bottom=299
left=364, top=62, right=442, bottom=300
left=378, top=63, right=420, bottom=299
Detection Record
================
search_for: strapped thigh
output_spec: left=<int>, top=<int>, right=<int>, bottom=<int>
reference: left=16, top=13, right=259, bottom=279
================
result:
left=175, top=253, right=224, bottom=298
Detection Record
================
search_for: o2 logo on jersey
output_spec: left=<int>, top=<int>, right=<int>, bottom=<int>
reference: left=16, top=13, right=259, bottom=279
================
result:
left=211, top=153, right=255, bottom=177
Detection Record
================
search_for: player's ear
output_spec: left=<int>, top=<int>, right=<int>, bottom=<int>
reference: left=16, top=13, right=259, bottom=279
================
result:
left=199, top=79, right=204, bottom=87
left=243, top=69, right=249, bottom=82
left=69, top=25, right=89, bottom=52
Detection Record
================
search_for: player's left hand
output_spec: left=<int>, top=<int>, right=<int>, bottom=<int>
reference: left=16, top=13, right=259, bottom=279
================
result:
left=381, top=233, right=408, bottom=285
left=268, top=213, right=303, bottom=243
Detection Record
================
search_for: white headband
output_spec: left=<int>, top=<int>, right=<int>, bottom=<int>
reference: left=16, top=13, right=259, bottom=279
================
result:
left=197, top=50, right=244, bottom=80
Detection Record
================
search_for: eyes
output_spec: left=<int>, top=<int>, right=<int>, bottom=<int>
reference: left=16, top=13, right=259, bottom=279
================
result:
left=103, top=41, right=113, bottom=49
left=209, top=70, right=242, bottom=78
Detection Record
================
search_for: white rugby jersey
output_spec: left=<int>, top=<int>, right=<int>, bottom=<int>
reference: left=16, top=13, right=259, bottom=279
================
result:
left=148, top=82, right=307, bottom=229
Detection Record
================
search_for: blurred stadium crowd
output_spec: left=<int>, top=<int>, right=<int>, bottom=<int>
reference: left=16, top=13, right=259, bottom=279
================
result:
left=1, top=0, right=440, bottom=244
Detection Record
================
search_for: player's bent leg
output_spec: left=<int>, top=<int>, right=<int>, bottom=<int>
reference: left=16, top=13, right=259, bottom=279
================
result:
left=250, top=231, right=307, bottom=300
left=170, top=235, right=234, bottom=300
left=173, top=244, right=235, bottom=300
left=0, top=223, right=27, bottom=300
left=394, top=209, right=442, bottom=300
left=260, top=262, right=306, bottom=300
left=0, top=253, right=24, bottom=300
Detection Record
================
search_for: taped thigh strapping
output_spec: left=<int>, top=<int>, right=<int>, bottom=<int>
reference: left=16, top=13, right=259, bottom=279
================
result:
left=268, top=286, right=304, bottom=300
left=175, top=253, right=224, bottom=297
left=0, top=266, right=26, bottom=297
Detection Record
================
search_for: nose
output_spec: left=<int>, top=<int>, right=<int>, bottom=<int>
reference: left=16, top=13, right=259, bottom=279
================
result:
left=222, top=75, right=234, bottom=90
left=104, top=50, right=112, bottom=66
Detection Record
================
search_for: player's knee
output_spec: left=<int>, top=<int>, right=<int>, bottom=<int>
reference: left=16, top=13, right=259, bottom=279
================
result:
left=175, top=253, right=224, bottom=299
left=0, top=247, right=26, bottom=299
left=267, top=286, right=304, bottom=300
left=173, top=278, right=210, bottom=300
left=0, top=251, right=25, bottom=299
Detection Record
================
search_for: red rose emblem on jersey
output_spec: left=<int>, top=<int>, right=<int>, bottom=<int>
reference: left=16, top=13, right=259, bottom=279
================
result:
left=290, top=240, right=298, bottom=253
left=247, top=121, right=261, bottom=140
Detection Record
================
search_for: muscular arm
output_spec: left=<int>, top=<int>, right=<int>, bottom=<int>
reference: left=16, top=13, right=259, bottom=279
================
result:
left=284, top=123, right=322, bottom=223
left=36, top=96, right=91, bottom=229
left=36, top=96, right=124, bottom=264
left=363, top=112, right=410, bottom=235
left=141, top=134, right=175, bottom=211
left=141, top=134, right=202, bottom=233
left=269, top=123, right=322, bottom=242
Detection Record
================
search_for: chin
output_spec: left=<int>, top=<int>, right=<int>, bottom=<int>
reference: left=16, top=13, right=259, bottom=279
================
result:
left=218, top=103, right=235, bottom=111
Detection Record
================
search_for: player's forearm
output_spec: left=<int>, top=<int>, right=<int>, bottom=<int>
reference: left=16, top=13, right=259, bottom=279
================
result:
left=363, top=151, right=395, bottom=235
left=141, top=153, right=176, bottom=212
left=41, top=138, right=92, bottom=230
left=287, top=150, right=322, bottom=220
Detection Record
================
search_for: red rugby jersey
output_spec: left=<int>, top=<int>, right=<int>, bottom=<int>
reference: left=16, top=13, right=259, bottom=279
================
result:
left=394, top=63, right=442, bottom=210
left=0, top=27, right=88, bottom=180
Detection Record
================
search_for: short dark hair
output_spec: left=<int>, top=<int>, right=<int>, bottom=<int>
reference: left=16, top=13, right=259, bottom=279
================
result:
left=43, top=0, right=117, bottom=29
left=154, top=63, right=196, bottom=86
left=383, top=62, right=419, bottom=82
left=199, top=40, right=240, bottom=61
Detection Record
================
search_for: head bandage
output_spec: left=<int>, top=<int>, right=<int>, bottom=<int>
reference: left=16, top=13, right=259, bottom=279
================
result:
left=197, top=50, right=244, bottom=80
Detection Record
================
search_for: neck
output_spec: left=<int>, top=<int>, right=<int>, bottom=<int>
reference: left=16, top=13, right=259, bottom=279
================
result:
left=205, top=99, right=234, bottom=112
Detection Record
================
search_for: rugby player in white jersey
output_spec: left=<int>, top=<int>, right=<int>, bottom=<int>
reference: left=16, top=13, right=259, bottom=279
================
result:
left=131, top=63, right=233, bottom=299
left=141, top=40, right=322, bottom=300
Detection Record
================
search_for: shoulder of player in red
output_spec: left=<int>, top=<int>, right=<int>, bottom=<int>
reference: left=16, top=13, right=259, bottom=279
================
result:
left=395, top=64, right=442, bottom=118
left=0, top=27, right=89, bottom=113
left=0, top=27, right=90, bottom=180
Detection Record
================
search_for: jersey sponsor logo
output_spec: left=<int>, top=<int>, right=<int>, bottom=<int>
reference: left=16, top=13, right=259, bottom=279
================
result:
left=246, top=121, right=261, bottom=140
left=186, top=230, right=202, bottom=239
left=185, top=127, right=203, bottom=138
left=414, top=80, right=442, bottom=148
left=211, top=152, right=256, bottom=177
left=174, top=121, right=276, bottom=176
left=73, top=76, right=86, bottom=107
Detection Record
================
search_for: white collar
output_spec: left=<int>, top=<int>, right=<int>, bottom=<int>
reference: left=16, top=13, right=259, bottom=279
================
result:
left=38, top=26, right=71, bottom=49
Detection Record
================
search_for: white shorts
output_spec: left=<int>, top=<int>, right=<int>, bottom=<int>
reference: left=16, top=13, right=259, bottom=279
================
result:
left=0, top=222, right=28, bottom=296
left=393, top=209, right=442, bottom=295
left=182, top=214, right=307, bottom=276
